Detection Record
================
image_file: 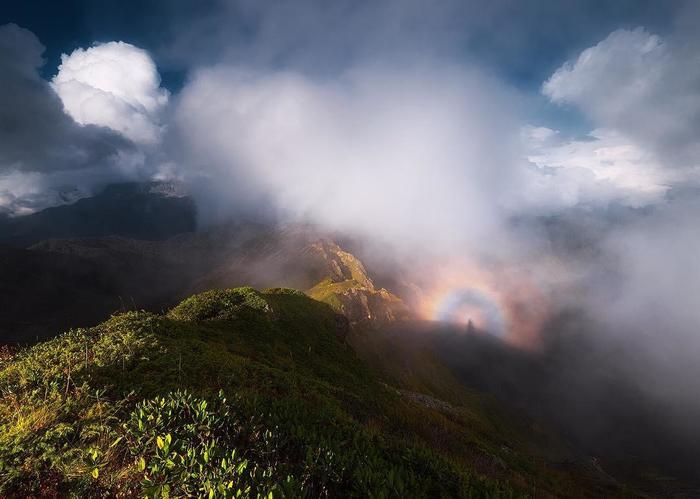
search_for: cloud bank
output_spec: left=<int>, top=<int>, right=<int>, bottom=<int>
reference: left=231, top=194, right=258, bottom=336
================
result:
left=530, top=23, right=700, bottom=430
left=173, top=64, right=525, bottom=254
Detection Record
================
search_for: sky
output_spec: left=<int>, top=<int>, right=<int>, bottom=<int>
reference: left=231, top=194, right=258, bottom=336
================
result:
left=1, top=0, right=696, bottom=215
left=2, top=0, right=700, bottom=429
left=0, top=0, right=681, bottom=140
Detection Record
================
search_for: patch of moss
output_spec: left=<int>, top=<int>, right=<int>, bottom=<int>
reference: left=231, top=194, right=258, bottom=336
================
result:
left=262, top=287, right=307, bottom=297
left=307, top=278, right=364, bottom=311
left=166, top=286, right=270, bottom=322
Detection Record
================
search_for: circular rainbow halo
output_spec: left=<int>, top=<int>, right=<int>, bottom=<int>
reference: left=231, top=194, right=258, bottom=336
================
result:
left=435, top=287, right=506, bottom=338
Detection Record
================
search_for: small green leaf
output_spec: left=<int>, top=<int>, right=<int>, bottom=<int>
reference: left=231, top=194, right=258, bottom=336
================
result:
left=91, top=467, right=99, bottom=479
left=156, top=436, right=164, bottom=449
left=138, top=457, right=146, bottom=471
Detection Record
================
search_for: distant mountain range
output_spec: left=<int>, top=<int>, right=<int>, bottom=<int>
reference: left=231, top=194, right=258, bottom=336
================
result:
left=0, top=182, right=196, bottom=247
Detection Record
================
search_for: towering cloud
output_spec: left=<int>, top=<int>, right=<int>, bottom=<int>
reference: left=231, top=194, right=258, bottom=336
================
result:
left=52, top=41, right=169, bottom=145
left=0, top=25, right=171, bottom=214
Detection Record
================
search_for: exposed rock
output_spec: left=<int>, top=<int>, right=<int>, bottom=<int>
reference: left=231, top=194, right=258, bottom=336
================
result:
left=306, top=241, right=411, bottom=329
left=398, top=389, right=456, bottom=414
left=305, top=240, right=375, bottom=289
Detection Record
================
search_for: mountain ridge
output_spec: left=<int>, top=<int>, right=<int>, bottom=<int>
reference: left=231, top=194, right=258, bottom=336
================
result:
left=0, top=286, right=623, bottom=497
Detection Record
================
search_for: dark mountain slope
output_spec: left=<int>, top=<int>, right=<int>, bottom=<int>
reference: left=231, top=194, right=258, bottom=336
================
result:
left=0, top=245, right=118, bottom=342
left=1, top=222, right=407, bottom=342
left=353, top=319, right=700, bottom=497
left=0, top=234, right=213, bottom=343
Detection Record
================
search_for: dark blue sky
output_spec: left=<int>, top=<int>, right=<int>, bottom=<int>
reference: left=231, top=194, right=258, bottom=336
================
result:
left=1, top=0, right=678, bottom=95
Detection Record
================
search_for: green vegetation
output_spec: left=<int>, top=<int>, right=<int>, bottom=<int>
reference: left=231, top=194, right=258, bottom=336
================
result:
left=308, top=278, right=364, bottom=311
left=0, top=287, right=620, bottom=497
left=308, top=278, right=408, bottom=329
left=167, top=287, right=270, bottom=322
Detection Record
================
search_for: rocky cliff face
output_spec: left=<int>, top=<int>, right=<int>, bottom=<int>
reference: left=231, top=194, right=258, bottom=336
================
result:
left=306, top=240, right=411, bottom=329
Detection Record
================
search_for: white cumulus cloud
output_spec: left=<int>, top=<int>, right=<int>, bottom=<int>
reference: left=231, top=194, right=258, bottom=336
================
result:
left=52, top=41, right=169, bottom=145
left=542, top=27, right=700, bottom=169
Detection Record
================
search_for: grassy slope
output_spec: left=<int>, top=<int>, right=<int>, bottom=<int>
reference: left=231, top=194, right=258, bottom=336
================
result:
left=0, top=287, right=628, bottom=497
